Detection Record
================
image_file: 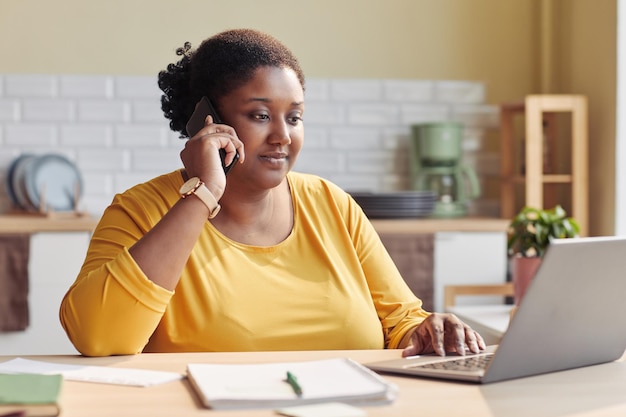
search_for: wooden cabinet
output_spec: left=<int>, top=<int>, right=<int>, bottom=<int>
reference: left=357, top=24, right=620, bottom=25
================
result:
left=499, top=95, right=588, bottom=236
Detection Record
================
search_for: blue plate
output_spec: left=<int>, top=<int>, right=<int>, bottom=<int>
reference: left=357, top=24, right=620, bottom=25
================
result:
left=23, top=154, right=83, bottom=212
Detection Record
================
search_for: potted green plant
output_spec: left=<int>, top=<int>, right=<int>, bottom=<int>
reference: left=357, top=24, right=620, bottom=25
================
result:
left=507, top=205, right=580, bottom=304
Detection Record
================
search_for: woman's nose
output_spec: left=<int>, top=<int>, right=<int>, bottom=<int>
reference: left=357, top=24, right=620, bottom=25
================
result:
left=268, top=119, right=291, bottom=145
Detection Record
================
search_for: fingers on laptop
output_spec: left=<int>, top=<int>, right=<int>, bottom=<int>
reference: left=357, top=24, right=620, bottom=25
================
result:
left=442, top=314, right=485, bottom=355
left=403, top=313, right=486, bottom=357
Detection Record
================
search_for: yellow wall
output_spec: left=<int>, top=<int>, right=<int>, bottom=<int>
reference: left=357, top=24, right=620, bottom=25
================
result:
left=0, top=0, right=616, bottom=235
left=0, top=0, right=540, bottom=103
left=552, top=0, right=616, bottom=236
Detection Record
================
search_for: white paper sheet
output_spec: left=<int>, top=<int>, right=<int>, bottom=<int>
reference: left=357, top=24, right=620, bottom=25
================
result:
left=0, top=357, right=183, bottom=387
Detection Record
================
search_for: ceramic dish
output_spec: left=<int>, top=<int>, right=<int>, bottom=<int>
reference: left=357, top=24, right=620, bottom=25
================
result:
left=10, top=154, right=38, bottom=211
left=350, top=191, right=437, bottom=218
left=5, top=153, right=33, bottom=209
left=23, top=154, right=83, bottom=212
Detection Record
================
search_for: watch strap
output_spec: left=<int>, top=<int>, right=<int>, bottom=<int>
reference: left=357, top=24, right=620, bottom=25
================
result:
left=194, top=182, right=221, bottom=219
left=181, top=179, right=221, bottom=219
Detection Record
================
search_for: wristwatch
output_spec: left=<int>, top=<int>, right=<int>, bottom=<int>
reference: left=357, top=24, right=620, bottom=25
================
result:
left=179, top=177, right=221, bottom=219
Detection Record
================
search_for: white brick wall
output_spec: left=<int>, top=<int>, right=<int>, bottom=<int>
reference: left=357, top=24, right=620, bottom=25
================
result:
left=0, top=74, right=499, bottom=217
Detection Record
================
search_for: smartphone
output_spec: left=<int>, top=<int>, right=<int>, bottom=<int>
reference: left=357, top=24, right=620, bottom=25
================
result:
left=185, top=96, right=239, bottom=175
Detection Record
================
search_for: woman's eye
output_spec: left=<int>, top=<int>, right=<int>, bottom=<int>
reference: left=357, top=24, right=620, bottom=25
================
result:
left=288, top=115, right=303, bottom=125
left=252, top=113, right=269, bottom=121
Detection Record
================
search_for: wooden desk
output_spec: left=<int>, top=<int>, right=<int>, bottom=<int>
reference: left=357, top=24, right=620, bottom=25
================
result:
left=2, top=350, right=626, bottom=417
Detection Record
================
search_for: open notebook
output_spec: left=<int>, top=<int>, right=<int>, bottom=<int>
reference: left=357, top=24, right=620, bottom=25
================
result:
left=367, top=236, right=626, bottom=383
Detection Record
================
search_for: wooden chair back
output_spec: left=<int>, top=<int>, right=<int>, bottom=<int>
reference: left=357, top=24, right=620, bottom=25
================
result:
left=444, top=282, right=514, bottom=310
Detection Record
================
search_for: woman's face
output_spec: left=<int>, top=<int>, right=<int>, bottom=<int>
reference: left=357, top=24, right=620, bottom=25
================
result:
left=218, top=66, right=305, bottom=191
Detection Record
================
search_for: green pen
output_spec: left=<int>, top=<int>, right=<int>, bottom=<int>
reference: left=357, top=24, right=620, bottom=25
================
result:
left=285, top=371, right=303, bottom=396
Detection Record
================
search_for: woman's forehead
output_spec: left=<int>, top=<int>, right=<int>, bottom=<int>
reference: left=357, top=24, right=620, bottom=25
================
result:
left=230, top=66, right=304, bottom=102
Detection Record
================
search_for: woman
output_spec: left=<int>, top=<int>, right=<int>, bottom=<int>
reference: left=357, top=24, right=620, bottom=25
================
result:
left=59, top=28, right=485, bottom=357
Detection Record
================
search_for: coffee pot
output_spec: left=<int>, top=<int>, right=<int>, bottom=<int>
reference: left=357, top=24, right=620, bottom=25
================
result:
left=410, top=122, right=480, bottom=217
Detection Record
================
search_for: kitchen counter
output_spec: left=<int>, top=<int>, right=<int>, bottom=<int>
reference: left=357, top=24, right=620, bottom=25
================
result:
left=370, top=217, right=510, bottom=234
left=0, top=214, right=509, bottom=354
left=0, top=213, right=99, bottom=234
left=0, top=214, right=509, bottom=235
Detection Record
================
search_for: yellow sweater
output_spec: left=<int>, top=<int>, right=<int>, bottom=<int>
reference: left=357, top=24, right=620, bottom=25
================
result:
left=60, top=171, right=429, bottom=356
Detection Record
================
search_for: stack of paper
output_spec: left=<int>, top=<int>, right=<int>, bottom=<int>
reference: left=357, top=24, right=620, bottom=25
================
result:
left=186, top=357, right=397, bottom=410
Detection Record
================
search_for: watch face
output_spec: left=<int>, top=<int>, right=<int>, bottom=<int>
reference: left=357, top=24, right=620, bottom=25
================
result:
left=180, top=177, right=201, bottom=195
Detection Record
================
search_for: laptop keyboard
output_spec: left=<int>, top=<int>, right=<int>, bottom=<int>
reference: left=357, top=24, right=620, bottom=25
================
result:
left=410, top=353, right=494, bottom=372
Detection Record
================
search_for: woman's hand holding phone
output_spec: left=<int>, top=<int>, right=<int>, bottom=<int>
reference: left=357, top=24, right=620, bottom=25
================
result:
left=185, top=97, right=241, bottom=172
left=181, top=97, right=244, bottom=199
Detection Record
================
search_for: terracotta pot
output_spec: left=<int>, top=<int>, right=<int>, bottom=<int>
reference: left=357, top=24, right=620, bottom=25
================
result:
left=512, top=256, right=542, bottom=305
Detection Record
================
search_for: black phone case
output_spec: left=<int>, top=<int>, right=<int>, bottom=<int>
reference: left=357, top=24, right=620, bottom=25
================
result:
left=185, top=97, right=239, bottom=175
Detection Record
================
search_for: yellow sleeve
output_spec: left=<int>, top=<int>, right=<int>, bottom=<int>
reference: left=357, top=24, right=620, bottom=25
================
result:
left=59, top=174, right=177, bottom=356
left=326, top=181, right=432, bottom=349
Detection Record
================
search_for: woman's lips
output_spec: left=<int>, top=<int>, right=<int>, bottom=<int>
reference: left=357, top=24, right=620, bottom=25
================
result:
left=259, top=152, right=288, bottom=163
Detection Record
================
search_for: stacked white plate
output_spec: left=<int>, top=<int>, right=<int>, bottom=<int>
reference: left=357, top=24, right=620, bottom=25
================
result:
left=349, top=191, right=437, bottom=219
left=6, top=153, right=83, bottom=212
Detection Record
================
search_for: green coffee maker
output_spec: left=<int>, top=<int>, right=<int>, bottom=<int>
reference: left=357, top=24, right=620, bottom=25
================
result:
left=410, top=122, right=481, bottom=217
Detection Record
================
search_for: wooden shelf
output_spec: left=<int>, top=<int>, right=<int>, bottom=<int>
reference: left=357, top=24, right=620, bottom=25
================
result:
left=0, top=214, right=509, bottom=235
left=499, top=95, right=588, bottom=236
left=0, top=213, right=99, bottom=234
left=503, top=174, right=573, bottom=184
left=370, top=218, right=509, bottom=234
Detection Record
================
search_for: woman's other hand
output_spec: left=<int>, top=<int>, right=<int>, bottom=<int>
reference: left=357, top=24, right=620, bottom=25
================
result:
left=401, top=313, right=486, bottom=357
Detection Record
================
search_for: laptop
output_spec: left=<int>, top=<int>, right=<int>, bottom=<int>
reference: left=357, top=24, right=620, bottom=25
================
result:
left=367, top=236, right=626, bottom=383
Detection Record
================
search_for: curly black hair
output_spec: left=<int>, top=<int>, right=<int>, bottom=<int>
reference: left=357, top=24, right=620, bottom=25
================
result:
left=157, top=28, right=305, bottom=137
